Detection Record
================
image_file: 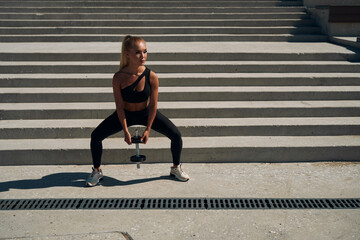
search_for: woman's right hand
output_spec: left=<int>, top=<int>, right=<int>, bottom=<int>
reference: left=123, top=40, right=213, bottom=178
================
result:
left=124, top=130, right=132, bottom=145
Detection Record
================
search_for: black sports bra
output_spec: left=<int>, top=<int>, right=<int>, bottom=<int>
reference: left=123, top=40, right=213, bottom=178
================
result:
left=120, top=67, right=151, bottom=103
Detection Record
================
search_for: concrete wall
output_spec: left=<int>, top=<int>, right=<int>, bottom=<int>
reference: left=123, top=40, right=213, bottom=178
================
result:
left=304, top=0, right=360, bottom=36
left=304, top=0, right=360, bottom=7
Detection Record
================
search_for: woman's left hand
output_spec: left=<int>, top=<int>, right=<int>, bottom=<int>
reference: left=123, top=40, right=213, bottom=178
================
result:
left=141, top=129, right=150, bottom=144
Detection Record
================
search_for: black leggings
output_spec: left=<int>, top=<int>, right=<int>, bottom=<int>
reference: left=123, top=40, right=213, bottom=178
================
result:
left=90, top=108, right=182, bottom=168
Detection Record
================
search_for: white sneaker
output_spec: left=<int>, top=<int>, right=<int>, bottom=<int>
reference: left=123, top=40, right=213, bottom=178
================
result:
left=170, top=164, right=190, bottom=182
left=86, top=168, right=103, bottom=187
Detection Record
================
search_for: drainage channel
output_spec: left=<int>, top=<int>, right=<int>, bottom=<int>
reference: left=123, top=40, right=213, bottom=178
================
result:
left=1, top=198, right=359, bottom=210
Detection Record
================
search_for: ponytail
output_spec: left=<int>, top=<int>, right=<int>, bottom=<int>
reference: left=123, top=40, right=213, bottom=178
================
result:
left=120, top=35, right=145, bottom=70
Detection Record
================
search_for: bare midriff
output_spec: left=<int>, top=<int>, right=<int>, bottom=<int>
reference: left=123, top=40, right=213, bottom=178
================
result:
left=123, top=100, right=149, bottom=112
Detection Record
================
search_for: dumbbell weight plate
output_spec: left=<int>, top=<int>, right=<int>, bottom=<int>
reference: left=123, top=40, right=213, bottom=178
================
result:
left=130, top=155, right=146, bottom=163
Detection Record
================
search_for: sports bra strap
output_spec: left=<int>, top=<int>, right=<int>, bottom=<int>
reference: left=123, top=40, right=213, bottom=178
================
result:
left=130, top=70, right=146, bottom=89
left=120, top=67, right=151, bottom=103
left=121, top=67, right=148, bottom=91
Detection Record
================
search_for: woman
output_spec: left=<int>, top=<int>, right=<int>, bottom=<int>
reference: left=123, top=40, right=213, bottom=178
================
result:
left=86, top=35, right=190, bottom=187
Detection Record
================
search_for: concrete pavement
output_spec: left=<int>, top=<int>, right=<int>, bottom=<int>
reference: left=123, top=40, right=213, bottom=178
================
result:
left=0, top=162, right=359, bottom=239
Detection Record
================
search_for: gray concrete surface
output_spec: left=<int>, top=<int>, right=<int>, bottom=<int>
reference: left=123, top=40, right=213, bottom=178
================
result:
left=330, top=37, right=360, bottom=50
left=1, top=100, right=359, bottom=120
left=304, top=0, right=360, bottom=7
left=1, top=135, right=359, bottom=165
left=1, top=42, right=359, bottom=166
left=2, top=72, right=360, bottom=88
left=2, top=61, right=360, bottom=74
left=0, top=162, right=359, bottom=239
left=0, top=0, right=327, bottom=43
left=1, top=117, right=360, bottom=139
left=0, top=1, right=301, bottom=8
left=0, top=42, right=355, bottom=53
left=2, top=86, right=360, bottom=102
left=305, top=1, right=360, bottom=37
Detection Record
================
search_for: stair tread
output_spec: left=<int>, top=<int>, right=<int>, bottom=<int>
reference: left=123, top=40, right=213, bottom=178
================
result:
left=2, top=72, right=360, bottom=79
left=1, top=136, right=359, bottom=151
left=0, top=41, right=353, bottom=54
left=2, top=86, right=360, bottom=94
left=1, top=61, right=359, bottom=66
left=0, top=19, right=314, bottom=22
left=1, top=101, right=359, bottom=110
left=0, top=33, right=325, bottom=36
left=1, top=117, right=360, bottom=129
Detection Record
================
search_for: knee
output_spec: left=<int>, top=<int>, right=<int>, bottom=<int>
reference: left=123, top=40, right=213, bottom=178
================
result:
left=91, top=129, right=102, bottom=143
left=172, top=129, right=182, bottom=144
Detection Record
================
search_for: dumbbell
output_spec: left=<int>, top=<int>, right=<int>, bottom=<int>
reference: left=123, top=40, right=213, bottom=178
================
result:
left=130, top=129, right=146, bottom=169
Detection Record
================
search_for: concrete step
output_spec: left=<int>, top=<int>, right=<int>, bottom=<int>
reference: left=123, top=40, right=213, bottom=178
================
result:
left=1, top=61, right=360, bottom=74
left=0, top=34, right=329, bottom=42
left=2, top=73, right=360, bottom=87
left=2, top=42, right=350, bottom=54
left=0, top=0, right=290, bottom=1
left=0, top=136, right=359, bottom=165
left=0, top=19, right=317, bottom=27
left=2, top=52, right=355, bottom=61
left=1, top=101, right=359, bottom=120
left=0, top=13, right=311, bottom=20
left=330, top=37, right=360, bottom=51
left=0, top=26, right=322, bottom=35
left=2, top=86, right=360, bottom=103
left=1, top=117, right=359, bottom=139
left=0, top=1, right=304, bottom=7
left=0, top=0, right=301, bottom=1
left=1, top=42, right=356, bottom=61
left=0, top=7, right=307, bottom=14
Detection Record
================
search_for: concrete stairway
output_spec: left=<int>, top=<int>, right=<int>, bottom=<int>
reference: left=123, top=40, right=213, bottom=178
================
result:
left=0, top=0, right=359, bottom=165
left=0, top=0, right=328, bottom=42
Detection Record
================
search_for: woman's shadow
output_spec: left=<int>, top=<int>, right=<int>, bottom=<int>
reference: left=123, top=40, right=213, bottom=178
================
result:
left=0, top=172, right=173, bottom=192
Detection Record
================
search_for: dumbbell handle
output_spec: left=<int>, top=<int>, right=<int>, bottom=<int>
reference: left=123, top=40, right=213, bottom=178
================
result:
left=131, top=130, right=144, bottom=158
left=131, top=130, right=145, bottom=169
left=136, top=144, right=140, bottom=157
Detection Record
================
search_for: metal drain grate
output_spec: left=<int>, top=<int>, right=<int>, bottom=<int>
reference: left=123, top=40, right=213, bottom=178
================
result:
left=1, top=198, right=359, bottom=210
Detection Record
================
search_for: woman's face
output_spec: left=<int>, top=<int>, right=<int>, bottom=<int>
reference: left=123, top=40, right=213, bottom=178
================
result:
left=126, top=40, right=147, bottom=67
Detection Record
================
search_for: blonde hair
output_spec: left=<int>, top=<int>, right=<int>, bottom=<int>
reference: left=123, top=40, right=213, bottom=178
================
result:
left=120, top=35, right=145, bottom=70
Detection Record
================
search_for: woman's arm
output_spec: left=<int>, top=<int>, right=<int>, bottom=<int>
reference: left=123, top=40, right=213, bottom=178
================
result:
left=112, top=72, right=132, bottom=145
left=141, top=71, right=159, bottom=144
